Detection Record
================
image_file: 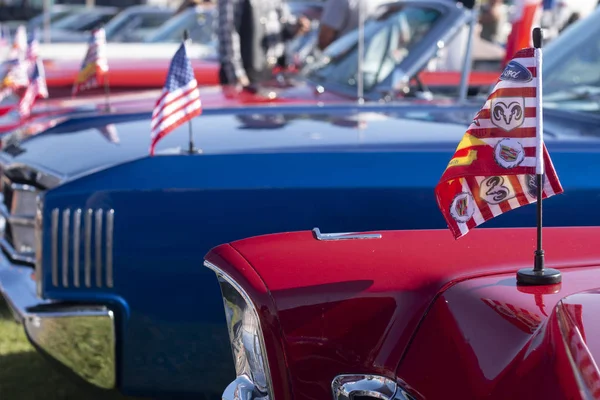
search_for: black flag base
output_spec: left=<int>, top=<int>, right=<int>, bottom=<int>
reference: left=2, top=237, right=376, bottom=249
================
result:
left=517, top=268, right=562, bottom=285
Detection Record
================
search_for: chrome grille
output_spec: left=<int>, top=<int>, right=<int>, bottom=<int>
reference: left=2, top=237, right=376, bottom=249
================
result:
left=0, top=175, right=39, bottom=264
left=51, top=208, right=115, bottom=289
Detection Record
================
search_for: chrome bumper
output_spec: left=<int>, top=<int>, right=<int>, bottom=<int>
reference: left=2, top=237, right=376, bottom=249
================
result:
left=0, top=254, right=116, bottom=389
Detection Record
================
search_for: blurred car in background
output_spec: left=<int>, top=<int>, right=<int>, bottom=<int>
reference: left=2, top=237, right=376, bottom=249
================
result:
left=104, top=5, right=173, bottom=43
left=26, top=4, right=83, bottom=34
left=143, top=4, right=214, bottom=45
left=42, top=1, right=499, bottom=100
left=43, top=6, right=119, bottom=42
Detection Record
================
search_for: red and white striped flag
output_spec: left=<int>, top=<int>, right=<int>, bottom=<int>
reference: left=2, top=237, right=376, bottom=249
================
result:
left=72, top=28, right=109, bottom=96
left=25, top=30, right=40, bottom=61
left=18, top=58, right=48, bottom=118
left=435, top=47, right=563, bottom=239
left=149, top=41, right=202, bottom=155
left=8, top=25, right=27, bottom=60
left=0, top=57, right=31, bottom=102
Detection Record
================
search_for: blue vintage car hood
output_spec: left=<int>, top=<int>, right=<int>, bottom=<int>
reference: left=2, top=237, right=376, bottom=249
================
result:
left=2, top=104, right=600, bottom=180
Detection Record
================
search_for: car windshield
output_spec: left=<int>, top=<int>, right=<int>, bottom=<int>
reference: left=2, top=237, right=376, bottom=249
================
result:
left=303, top=5, right=442, bottom=93
left=143, top=7, right=215, bottom=44
left=543, top=7, right=600, bottom=113
left=104, top=9, right=172, bottom=42
left=27, top=9, right=78, bottom=31
left=52, top=9, right=117, bottom=31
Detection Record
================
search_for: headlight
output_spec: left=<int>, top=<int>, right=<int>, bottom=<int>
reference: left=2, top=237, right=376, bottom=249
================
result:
left=205, top=261, right=274, bottom=400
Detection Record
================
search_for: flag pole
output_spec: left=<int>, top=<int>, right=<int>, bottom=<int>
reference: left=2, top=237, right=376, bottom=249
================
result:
left=103, top=74, right=111, bottom=112
left=100, top=25, right=111, bottom=112
left=183, top=30, right=196, bottom=154
left=516, top=27, right=561, bottom=286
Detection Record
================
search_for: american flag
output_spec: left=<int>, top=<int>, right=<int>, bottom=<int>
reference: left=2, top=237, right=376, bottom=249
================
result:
left=435, top=48, right=563, bottom=239
left=18, top=58, right=48, bottom=118
left=8, top=25, right=27, bottom=60
left=72, top=27, right=109, bottom=96
left=0, top=57, right=31, bottom=102
left=149, top=42, right=202, bottom=155
left=26, top=30, right=40, bottom=61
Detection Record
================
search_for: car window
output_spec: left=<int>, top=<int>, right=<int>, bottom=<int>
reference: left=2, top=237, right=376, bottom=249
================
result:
left=143, top=8, right=215, bottom=44
left=105, top=11, right=171, bottom=41
left=304, top=6, right=441, bottom=92
left=543, top=8, right=600, bottom=112
left=52, top=11, right=116, bottom=31
left=78, top=13, right=116, bottom=31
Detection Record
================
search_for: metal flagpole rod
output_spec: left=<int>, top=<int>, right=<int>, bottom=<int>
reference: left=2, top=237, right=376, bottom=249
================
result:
left=356, top=0, right=365, bottom=105
left=101, top=25, right=111, bottom=112
left=103, top=74, right=111, bottom=111
left=458, top=0, right=480, bottom=103
left=183, top=30, right=196, bottom=154
left=43, top=0, right=52, bottom=44
left=516, top=27, right=561, bottom=286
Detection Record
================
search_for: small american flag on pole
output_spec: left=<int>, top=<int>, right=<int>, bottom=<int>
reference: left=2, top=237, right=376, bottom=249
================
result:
left=72, top=27, right=109, bottom=96
left=18, top=59, right=48, bottom=118
left=9, top=25, right=27, bottom=60
left=25, top=30, right=40, bottom=61
left=149, top=41, right=202, bottom=155
left=0, top=57, right=30, bottom=102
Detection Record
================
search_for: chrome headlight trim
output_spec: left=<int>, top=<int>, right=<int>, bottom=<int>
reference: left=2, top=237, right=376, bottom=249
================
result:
left=205, top=260, right=274, bottom=400
left=332, top=374, right=415, bottom=400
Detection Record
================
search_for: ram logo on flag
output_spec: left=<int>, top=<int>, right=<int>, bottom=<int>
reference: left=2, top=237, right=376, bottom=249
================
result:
left=435, top=48, right=563, bottom=239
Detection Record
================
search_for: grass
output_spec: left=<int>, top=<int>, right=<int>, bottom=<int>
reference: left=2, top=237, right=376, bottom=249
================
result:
left=0, top=298, right=143, bottom=400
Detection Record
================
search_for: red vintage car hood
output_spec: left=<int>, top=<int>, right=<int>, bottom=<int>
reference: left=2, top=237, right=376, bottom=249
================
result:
left=207, top=227, right=600, bottom=400
left=398, top=268, right=600, bottom=399
left=44, top=58, right=219, bottom=90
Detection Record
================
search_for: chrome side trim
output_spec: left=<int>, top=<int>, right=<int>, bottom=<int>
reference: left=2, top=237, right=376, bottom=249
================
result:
left=332, top=375, right=414, bottom=400
left=35, top=195, right=44, bottom=297
left=204, top=260, right=275, bottom=400
left=61, top=209, right=70, bottom=287
left=47, top=208, right=114, bottom=289
left=0, top=238, right=35, bottom=264
left=51, top=209, right=59, bottom=287
left=105, top=210, right=114, bottom=288
left=312, top=227, right=382, bottom=241
left=72, top=209, right=81, bottom=288
left=23, top=305, right=116, bottom=389
left=95, top=209, right=103, bottom=288
left=84, top=209, right=92, bottom=288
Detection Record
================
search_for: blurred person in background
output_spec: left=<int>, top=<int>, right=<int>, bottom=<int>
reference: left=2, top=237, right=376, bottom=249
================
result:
left=503, top=0, right=541, bottom=66
left=479, top=0, right=507, bottom=44
left=317, top=0, right=388, bottom=51
left=218, top=0, right=310, bottom=88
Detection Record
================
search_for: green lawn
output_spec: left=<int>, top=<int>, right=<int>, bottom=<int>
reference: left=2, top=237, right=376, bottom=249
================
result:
left=0, top=299, right=143, bottom=400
